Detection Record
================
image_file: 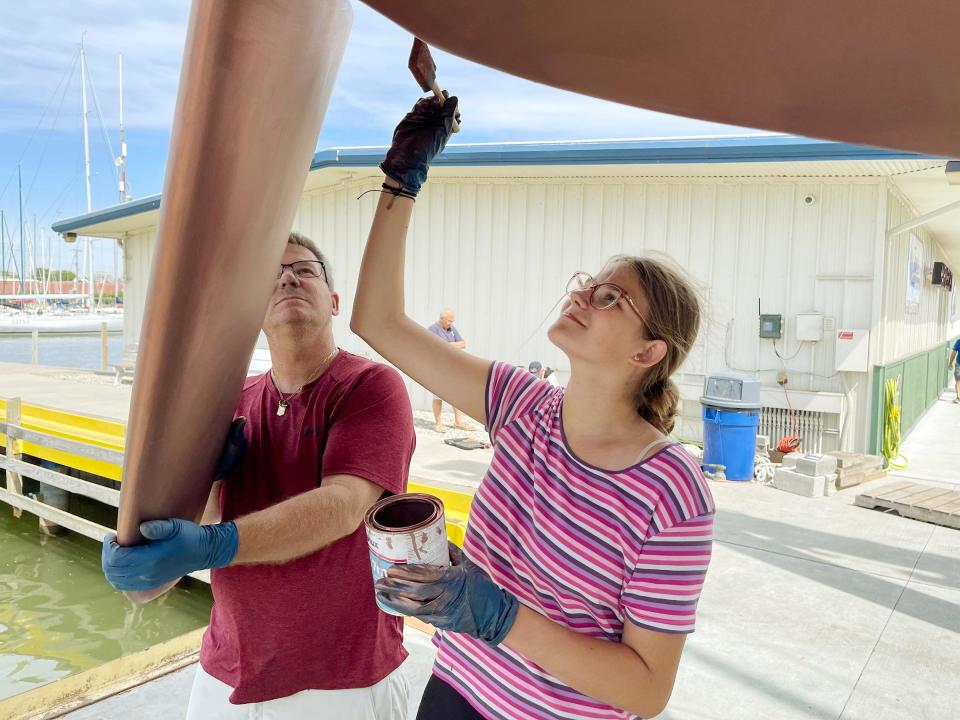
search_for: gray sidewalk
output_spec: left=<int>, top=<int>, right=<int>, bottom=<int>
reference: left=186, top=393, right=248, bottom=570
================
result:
left=62, top=626, right=439, bottom=720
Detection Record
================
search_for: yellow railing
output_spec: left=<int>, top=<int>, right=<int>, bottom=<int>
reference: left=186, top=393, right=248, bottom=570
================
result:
left=0, top=398, right=125, bottom=481
left=408, top=481, right=472, bottom=546
left=0, top=397, right=473, bottom=545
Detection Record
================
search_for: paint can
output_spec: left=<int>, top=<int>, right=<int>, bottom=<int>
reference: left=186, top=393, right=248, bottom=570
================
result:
left=365, top=493, right=450, bottom=615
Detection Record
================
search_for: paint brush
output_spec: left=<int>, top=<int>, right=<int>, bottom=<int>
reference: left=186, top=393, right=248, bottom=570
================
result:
left=408, top=38, right=460, bottom=132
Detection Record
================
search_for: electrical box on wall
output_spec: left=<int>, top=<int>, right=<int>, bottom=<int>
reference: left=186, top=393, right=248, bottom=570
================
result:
left=795, top=313, right=824, bottom=342
left=759, top=314, right=782, bottom=339
left=834, top=329, right=870, bottom=372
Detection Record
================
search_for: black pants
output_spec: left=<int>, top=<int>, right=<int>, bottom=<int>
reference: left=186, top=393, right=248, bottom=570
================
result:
left=416, top=675, right=486, bottom=720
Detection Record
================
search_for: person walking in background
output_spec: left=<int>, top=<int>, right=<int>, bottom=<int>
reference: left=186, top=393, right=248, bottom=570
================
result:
left=428, top=308, right=474, bottom=431
left=529, top=360, right=562, bottom=388
left=950, top=336, right=960, bottom=403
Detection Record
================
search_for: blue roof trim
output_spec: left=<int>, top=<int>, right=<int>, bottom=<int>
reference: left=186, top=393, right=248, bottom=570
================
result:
left=54, top=136, right=934, bottom=232
left=52, top=194, right=161, bottom=234
left=311, top=136, right=931, bottom=171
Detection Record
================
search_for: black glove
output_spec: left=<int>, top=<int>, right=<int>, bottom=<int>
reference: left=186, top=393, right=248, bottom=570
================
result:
left=212, top=417, right=247, bottom=480
left=380, top=94, right=460, bottom=196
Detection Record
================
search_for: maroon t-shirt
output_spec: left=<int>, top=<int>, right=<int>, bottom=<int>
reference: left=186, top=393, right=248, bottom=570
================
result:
left=199, top=351, right=415, bottom=704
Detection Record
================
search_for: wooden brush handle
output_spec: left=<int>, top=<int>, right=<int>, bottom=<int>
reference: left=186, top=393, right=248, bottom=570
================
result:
left=429, top=79, right=460, bottom=133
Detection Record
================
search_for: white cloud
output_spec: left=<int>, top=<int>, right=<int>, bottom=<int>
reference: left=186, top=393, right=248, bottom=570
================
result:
left=0, top=1, right=188, bottom=133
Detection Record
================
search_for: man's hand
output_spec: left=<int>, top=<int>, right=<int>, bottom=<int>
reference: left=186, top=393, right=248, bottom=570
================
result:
left=375, top=543, right=518, bottom=645
left=380, top=94, right=460, bottom=196
left=213, top=417, right=248, bottom=480
left=101, top=519, right=238, bottom=592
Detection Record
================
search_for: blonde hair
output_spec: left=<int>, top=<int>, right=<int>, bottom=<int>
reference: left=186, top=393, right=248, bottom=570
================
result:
left=616, top=255, right=701, bottom=435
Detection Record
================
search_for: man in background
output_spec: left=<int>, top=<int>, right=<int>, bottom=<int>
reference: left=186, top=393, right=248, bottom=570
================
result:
left=427, top=308, right=474, bottom=431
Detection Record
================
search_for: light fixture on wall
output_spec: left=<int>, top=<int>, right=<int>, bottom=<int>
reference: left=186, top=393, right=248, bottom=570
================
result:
left=947, top=160, right=960, bottom=185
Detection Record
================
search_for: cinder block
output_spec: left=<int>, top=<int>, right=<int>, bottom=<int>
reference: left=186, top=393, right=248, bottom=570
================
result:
left=780, top=453, right=802, bottom=469
left=824, top=473, right=838, bottom=496
left=796, top=454, right=838, bottom=477
left=837, top=469, right=866, bottom=489
left=773, top=468, right=825, bottom=498
left=828, top=451, right=865, bottom=469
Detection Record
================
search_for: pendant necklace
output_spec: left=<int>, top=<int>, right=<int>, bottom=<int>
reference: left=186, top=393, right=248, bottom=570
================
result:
left=271, top=347, right=339, bottom=417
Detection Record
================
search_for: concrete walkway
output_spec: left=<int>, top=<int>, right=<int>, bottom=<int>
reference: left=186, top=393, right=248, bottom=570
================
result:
left=6, top=366, right=954, bottom=719
left=62, top=476, right=960, bottom=720
left=888, top=390, right=960, bottom=488
left=62, top=626, right=439, bottom=720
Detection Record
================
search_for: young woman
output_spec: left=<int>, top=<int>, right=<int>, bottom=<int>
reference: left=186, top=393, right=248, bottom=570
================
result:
left=351, top=96, right=714, bottom=720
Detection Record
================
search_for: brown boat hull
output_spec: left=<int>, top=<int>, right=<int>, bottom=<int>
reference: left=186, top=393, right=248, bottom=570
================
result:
left=117, top=0, right=353, bottom=562
left=363, top=0, right=960, bottom=158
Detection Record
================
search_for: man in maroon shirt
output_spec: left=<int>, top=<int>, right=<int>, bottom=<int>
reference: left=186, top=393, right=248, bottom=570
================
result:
left=102, top=232, right=416, bottom=718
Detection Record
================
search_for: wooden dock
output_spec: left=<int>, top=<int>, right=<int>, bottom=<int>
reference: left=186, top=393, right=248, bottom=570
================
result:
left=855, top=480, right=960, bottom=529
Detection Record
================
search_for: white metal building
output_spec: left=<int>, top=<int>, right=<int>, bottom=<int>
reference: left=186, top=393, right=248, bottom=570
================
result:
left=53, top=136, right=960, bottom=455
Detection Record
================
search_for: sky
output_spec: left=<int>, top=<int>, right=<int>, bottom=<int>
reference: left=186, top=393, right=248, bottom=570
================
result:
left=0, top=1, right=760, bottom=277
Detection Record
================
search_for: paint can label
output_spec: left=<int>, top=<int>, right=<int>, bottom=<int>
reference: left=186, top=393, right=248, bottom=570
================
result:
left=365, top=494, right=450, bottom=616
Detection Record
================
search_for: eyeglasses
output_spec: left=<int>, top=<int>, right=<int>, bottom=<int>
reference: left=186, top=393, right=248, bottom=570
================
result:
left=566, top=272, right=649, bottom=330
left=278, top=260, right=327, bottom=284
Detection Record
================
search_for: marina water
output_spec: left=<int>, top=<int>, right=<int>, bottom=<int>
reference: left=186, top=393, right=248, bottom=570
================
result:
left=0, top=333, right=214, bottom=701
left=0, top=334, right=124, bottom=370
left=0, top=511, right=212, bottom=701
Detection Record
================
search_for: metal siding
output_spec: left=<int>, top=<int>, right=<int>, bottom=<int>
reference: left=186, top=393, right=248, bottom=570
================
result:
left=880, top=190, right=960, bottom=363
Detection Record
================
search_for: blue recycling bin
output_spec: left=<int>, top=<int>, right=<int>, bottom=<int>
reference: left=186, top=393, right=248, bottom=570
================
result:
left=700, top=372, right=762, bottom=481
left=701, top=406, right=761, bottom=480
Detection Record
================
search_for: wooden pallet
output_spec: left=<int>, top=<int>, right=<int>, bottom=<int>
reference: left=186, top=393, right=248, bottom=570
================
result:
left=855, top=481, right=960, bottom=529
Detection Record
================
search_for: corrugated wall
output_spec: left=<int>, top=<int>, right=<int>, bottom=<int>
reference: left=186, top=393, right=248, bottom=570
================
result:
left=867, top=188, right=960, bottom=453
left=880, top=190, right=960, bottom=363
left=291, top=175, right=885, bottom=451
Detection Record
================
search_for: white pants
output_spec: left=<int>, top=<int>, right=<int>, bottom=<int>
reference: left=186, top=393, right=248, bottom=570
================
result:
left=185, top=662, right=410, bottom=720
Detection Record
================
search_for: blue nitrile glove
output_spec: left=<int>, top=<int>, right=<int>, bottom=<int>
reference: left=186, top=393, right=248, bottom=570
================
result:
left=213, top=417, right=248, bottom=480
left=375, top=543, right=518, bottom=645
left=379, top=94, right=460, bottom=196
left=101, top=519, right=238, bottom=592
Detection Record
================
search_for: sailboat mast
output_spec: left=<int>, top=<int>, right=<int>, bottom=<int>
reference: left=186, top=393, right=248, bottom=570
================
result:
left=18, top=164, right=25, bottom=294
left=117, top=54, right=128, bottom=203
left=115, top=53, right=126, bottom=308
left=80, top=41, right=94, bottom=310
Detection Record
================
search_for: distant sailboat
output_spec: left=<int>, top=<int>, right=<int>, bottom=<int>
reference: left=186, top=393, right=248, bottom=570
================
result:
left=0, top=41, right=125, bottom=336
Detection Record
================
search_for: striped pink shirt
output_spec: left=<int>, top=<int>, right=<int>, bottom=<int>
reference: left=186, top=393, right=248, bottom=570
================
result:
left=433, top=362, right=715, bottom=720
